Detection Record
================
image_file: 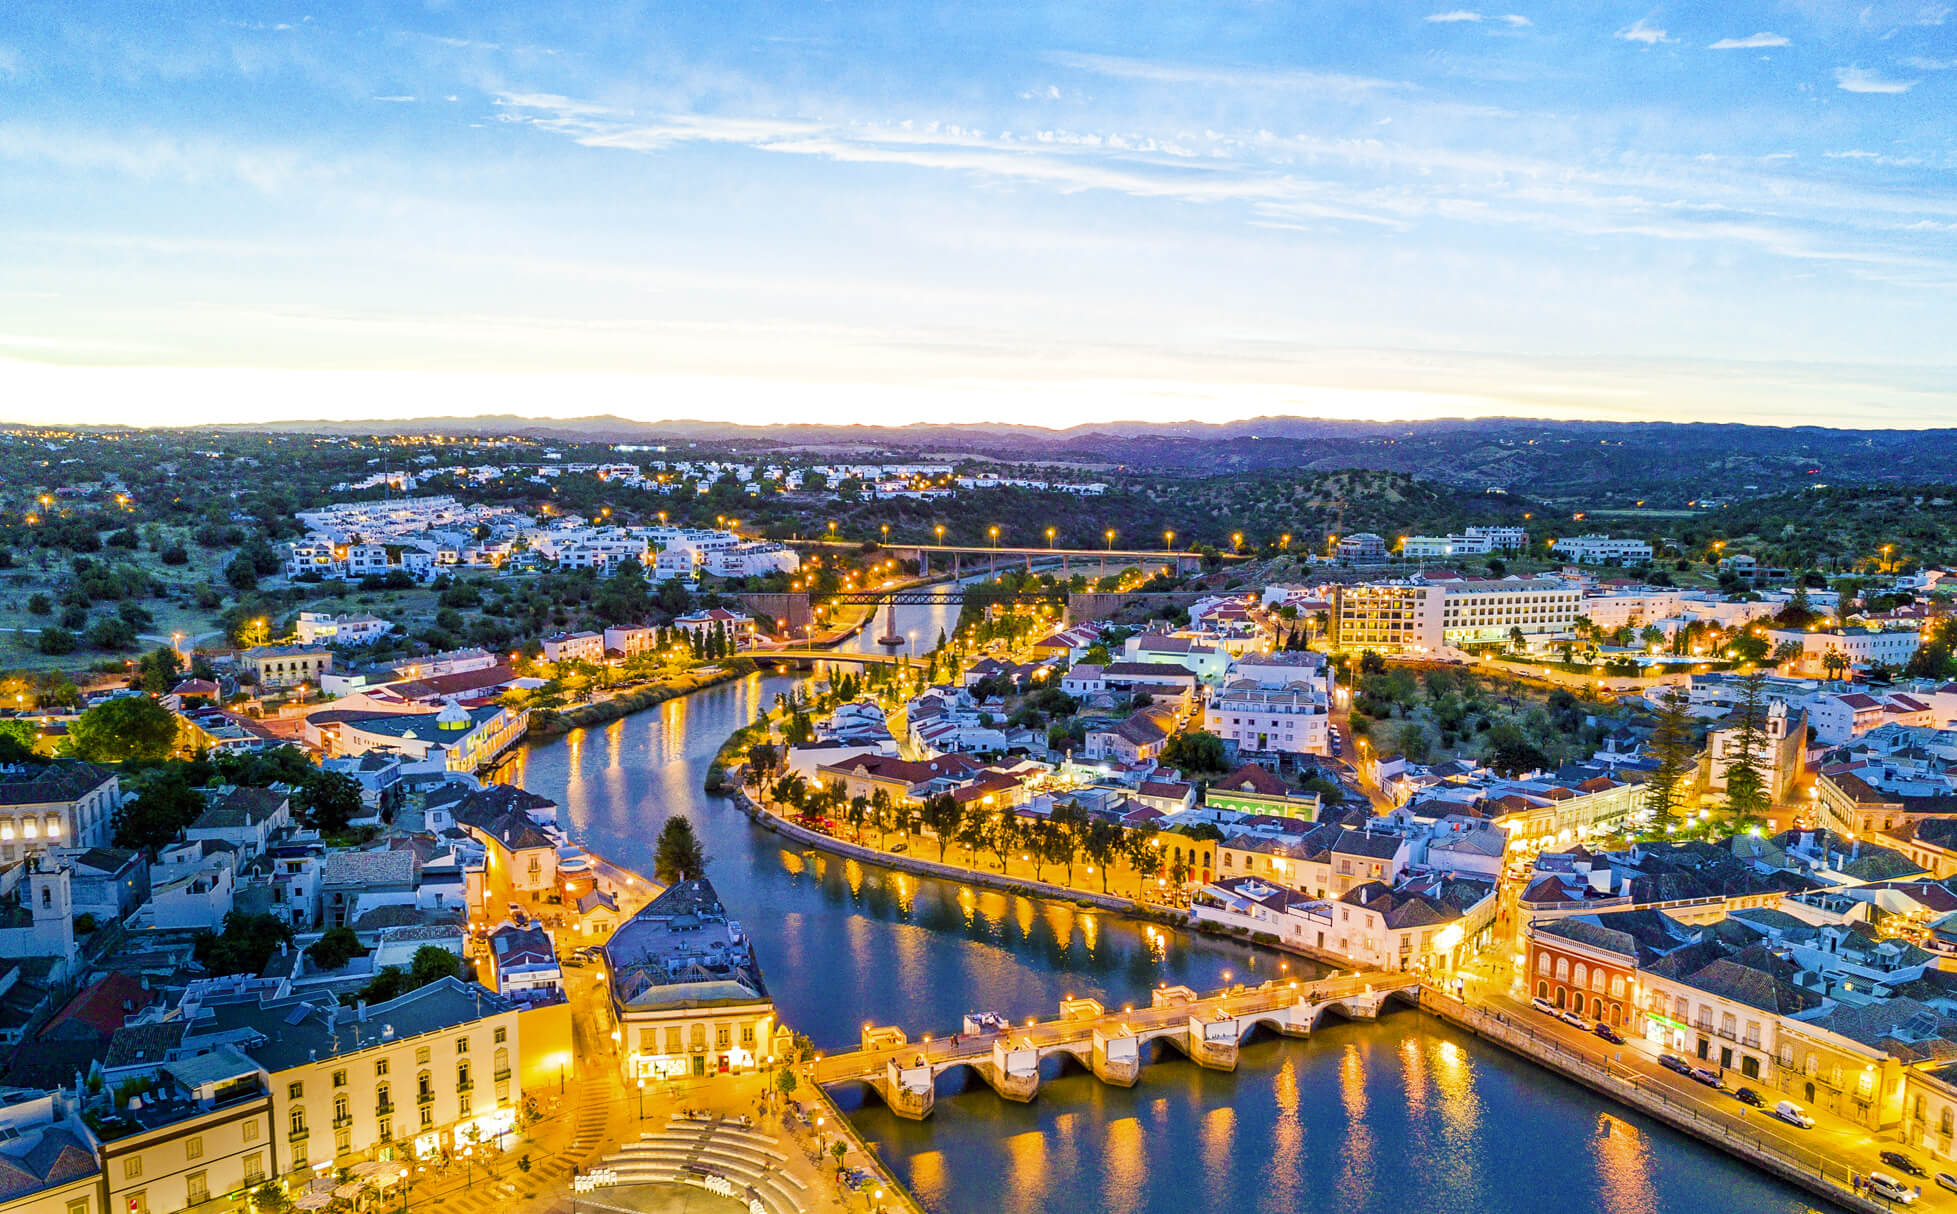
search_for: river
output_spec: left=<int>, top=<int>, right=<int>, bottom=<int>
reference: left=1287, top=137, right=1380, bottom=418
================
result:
left=502, top=647, right=1826, bottom=1213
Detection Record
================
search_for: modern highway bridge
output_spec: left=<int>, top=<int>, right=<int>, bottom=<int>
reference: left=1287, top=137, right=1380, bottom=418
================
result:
left=813, top=972, right=1422, bottom=1119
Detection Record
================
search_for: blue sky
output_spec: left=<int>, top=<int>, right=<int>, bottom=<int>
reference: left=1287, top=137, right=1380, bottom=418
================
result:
left=2, top=1, right=1953, bottom=428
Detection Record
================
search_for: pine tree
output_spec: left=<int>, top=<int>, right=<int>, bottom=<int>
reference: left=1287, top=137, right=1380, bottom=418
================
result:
left=1723, top=671, right=1771, bottom=818
left=1644, top=684, right=1695, bottom=819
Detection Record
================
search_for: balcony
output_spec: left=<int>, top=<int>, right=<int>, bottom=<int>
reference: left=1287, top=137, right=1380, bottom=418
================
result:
left=492, top=1070, right=511, bottom=1085
left=417, top=1092, right=434, bottom=1106
left=375, top=1101, right=394, bottom=1116
left=456, top=1079, right=475, bottom=1093
left=289, top=1126, right=309, bottom=1142
left=333, top=1115, right=353, bottom=1130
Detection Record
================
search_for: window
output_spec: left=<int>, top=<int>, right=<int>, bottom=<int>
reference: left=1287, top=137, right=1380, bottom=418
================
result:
left=243, top=1154, right=264, bottom=1184
left=332, top=1070, right=347, bottom=1088
left=455, top=1037, right=469, bottom=1054
left=415, top=1047, right=431, bottom=1064
left=185, top=1135, right=203, bottom=1161
left=290, top=1109, right=307, bottom=1135
left=1555, top=958, right=1569, bottom=981
left=1536, top=953, right=1550, bottom=976
left=1609, top=976, right=1626, bottom=999
left=376, top=1059, right=389, bottom=1077
left=715, top=1024, right=731, bottom=1050
left=420, top=1106, right=433, bottom=1129
left=334, top=1095, right=349, bottom=1125
left=1572, top=963, right=1587, bottom=990
left=243, top=1121, right=260, bottom=1143
left=494, top=1026, right=507, bottom=1044
left=457, top=1062, right=472, bottom=1089
left=377, top=1083, right=392, bottom=1112
left=124, top=1158, right=143, bottom=1181
left=186, top=1171, right=208, bottom=1205
left=1942, top=1108, right=1953, bottom=1137
left=740, top=1023, right=756, bottom=1048
left=127, top=1191, right=147, bottom=1214
left=288, top=1082, right=304, bottom=1100
left=665, top=1026, right=682, bottom=1054
left=67, top=1200, right=88, bottom=1214
left=335, top=1130, right=350, bottom=1153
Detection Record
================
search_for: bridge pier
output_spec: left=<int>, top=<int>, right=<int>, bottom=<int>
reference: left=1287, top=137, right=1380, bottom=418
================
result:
left=878, top=1057, right=935, bottom=1121
left=1184, top=1013, right=1242, bottom=1071
left=982, top=1039, right=1041, bottom=1103
left=1090, top=1027, right=1141, bottom=1087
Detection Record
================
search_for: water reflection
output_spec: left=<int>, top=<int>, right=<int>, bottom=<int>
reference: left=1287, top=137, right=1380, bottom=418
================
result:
left=517, top=671, right=1829, bottom=1214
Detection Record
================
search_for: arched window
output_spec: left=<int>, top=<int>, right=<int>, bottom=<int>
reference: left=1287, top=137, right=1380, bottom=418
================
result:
left=290, top=1108, right=306, bottom=1134
left=1537, top=953, right=1551, bottom=975
left=1572, top=963, right=1588, bottom=990
left=418, top=1070, right=433, bottom=1099
left=1555, top=957, right=1570, bottom=981
left=377, top=1082, right=391, bottom=1110
left=1590, top=969, right=1605, bottom=993
left=1610, top=975, right=1626, bottom=998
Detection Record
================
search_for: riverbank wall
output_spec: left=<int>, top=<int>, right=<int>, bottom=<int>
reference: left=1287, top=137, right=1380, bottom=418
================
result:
left=525, top=659, right=759, bottom=740
left=1418, top=988, right=1879, bottom=1214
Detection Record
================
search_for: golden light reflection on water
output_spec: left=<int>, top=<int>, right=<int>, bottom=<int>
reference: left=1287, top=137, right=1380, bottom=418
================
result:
left=1080, top=912, right=1098, bottom=958
left=1013, top=897, right=1036, bottom=939
left=1002, top=1129, right=1050, bottom=1214
left=1100, top=1116, right=1146, bottom=1214
left=956, top=886, right=978, bottom=930
left=1336, top=1043, right=1374, bottom=1208
left=1399, top=1035, right=1429, bottom=1119
left=777, top=849, right=806, bottom=877
left=1200, top=1104, right=1234, bottom=1184
left=845, top=858, right=865, bottom=899
left=907, top=1148, right=947, bottom=1210
left=1594, top=1113, right=1659, bottom=1214
left=1432, top=1036, right=1482, bottom=1147
left=1268, top=1056, right=1303, bottom=1208
left=894, top=874, right=915, bottom=916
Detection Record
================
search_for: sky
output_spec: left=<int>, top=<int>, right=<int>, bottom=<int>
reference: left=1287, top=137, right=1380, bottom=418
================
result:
left=2, top=1, right=1954, bottom=430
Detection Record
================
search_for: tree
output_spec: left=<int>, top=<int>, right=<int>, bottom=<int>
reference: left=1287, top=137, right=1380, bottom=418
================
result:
left=0, top=720, right=36, bottom=764
left=1723, top=671, right=1771, bottom=818
left=1160, top=730, right=1228, bottom=778
left=296, top=771, right=362, bottom=834
left=654, top=816, right=707, bottom=883
left=1644, top=685, right=1696, bottom=820
left=919, top=792, right=965, bottom=862
left=1122, top=827, right=1163, bottom=894
left=775, top=1069, right=798, bottom=1100
left=36, top=626, right=76, bottom=655
left=1083, top=819, right=1123, bottom=892
left=1822, top=647, right=1851, bottom=682
left=1482, top=720, right=1549, bottom=778
left=306, top=926, right=369, bottom=971
left=193, top=911, right=294, bottom=976
left=112, top=770, right=207, bottom=853
left=409, top=944, right=461, bottom=986
left=70, top=695, right=179, bottom=763
left=135, top=646, right=183, bottom=695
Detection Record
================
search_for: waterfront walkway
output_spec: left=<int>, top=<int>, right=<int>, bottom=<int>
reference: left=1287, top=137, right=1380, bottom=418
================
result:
left=815, top=972, right=1420, bottom=1119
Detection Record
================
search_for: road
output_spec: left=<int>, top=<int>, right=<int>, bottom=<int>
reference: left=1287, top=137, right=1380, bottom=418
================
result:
left=1458, top=971, right=1950, bottom=1207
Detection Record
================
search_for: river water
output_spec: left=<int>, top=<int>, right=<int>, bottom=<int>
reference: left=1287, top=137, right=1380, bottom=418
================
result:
left=503, top=601, right=1826, bottom=1214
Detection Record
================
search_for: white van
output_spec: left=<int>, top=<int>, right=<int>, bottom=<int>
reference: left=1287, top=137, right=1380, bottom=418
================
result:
left=1774, top=1100, right=1814, bottom=1128
left=1866, top=1172, right=1916, bottom=1204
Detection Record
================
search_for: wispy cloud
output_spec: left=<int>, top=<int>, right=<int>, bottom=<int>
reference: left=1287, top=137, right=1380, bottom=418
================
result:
left=1046, top=51, right=1405, bottom=98
left=1616, top=18, right=1670, bottom=44
left=1835, top=65, right=1919, bottom=92
left=1425, top=11, right=1532, bottom=27
left=372, top=95, right=416, bottom=103
left=1709, top=32, right=1790, bottom=49
left=1902, top=55, right=1957, bottom=69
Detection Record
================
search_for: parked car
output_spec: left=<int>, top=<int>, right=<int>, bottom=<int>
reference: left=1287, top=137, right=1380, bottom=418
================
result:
left=1936, top=1172, right=1957, bottom=1195
left=1865, top=1172, right=1916, bottom=1204
left=1881, top=1151, right=1926, bottom=1177
left=1557, top=1010, right=1589, bottom=1030
left=1531, top=996, right=1557, bottom=1015
left=1688, top=1067, right=1724, bottom=1089
left=1592, top=1024, right=1625, bottom=1045
left=1731, top=1087, right=1763, bottom=1108
left=1774, top=1100, right=1814, bottom=1128
left=1658, top=1054, right=1693, bottom=1075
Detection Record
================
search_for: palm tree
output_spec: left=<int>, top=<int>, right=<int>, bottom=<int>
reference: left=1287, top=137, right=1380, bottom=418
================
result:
left=1822, top=648, right=1850, bottom=682
left=846, top=795, right=869, bottom=841
left=869, top=788, right=893, bottom=847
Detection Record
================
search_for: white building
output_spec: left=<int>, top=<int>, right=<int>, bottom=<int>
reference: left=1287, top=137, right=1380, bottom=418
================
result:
left=1400, top=534, right=1494, bottom=560
left=1765, top=627, right=1924, bottom=678
left=1552, top=535, right=1654, bottom=565
left=1205, top=681, right=1330, bottom=755
left=1463, top=525, right=1528, bottom=551
left=296, top=612, right=394, bottom=646
left=541, top=632, right=605, bottom=663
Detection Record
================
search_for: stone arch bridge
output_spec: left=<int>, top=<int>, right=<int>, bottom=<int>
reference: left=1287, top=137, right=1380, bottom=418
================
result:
left=812, top=972, right=1422, bottom=1119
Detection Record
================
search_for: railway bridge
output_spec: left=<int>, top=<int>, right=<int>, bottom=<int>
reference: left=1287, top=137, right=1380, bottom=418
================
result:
left=813, top=972, right=1421, bottom=1119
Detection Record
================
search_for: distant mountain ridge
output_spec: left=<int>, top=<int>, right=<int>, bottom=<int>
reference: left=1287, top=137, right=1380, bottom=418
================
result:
left=193, top=414, right=1957, bottom=503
